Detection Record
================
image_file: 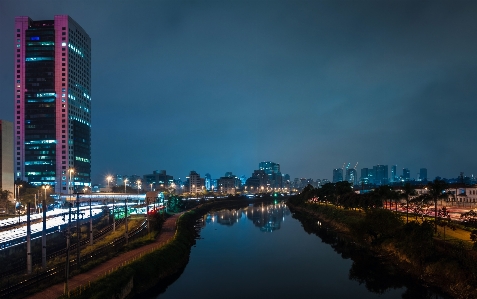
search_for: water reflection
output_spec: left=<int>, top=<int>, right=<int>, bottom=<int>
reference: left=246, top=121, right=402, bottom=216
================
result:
left=294, top=211, right=449, bottom=299
left=246, top=202, right=289, bottom=232
left=150, top=203, right=449, bottom=299
left=203, top=202, right=290, bottom=232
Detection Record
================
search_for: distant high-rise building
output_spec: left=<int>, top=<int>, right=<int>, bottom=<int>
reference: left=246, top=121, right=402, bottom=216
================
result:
left=217, top=174, right=241, bottom=194
left=239, top=175, right=246, bottom=186
left=314, top=179, right=321, bottom=188
left=204, top=173, right=211, bottom=190
left=259, top=161, right=280, bottom=174
left=360, top=168, right=369, bottom=184
left=143, top=170, right=173, bottom=189
left=402, top=168, right=411, bottom=181
left=345, top=168, right=358, bottom=185
left=251, top=170, right=268, bottom=189
left=373, top=165, right=388, bottom=185
left=391, top=165, right=397, bottom=183
left=419, top=168, right=427, bottom=182
left=189, top=171, right=204, bottom=194
left=333, top=168, right=343, bottom=183
left=258, top=161, right=282, bottom=188
left=15, top=15, right=91, bottom=194
left=0, top=120, right=14, bottom=199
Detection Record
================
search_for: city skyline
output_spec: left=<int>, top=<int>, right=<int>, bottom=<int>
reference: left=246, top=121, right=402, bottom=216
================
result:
left=1, top=1, right=477, bottom=184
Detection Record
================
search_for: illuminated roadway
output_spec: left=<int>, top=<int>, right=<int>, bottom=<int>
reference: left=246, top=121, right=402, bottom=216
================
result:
left=0, top=207, right=103, bottom=250
left=0, top=202, right=163, bottom=251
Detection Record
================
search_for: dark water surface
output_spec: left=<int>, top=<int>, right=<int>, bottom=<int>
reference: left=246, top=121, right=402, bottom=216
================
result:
left=151, top=203, right=448, bottom=299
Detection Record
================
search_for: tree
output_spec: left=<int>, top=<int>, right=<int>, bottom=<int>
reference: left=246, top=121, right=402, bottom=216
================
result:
left=437, top=207, right=455, bottom=240
left=167, top=195, right=185, bottom=213
left=401, top=183, right=416, bottom=223
left=301, top=184, right=316, bottom=202
left=399, top=220, right=435, bottom=266
left=460, top=210, right=477, bottom=227
left=427, top=179, right=449, bottom=232
left=409, top=194, right=431, bottom=221
left=370, top=185, right=392, bottom=210
left=357, top=208, right=403, bottom=244
left=334, top=181, right=352, bottom=206
left=318, top=182, right=336, bottom=204
left=470, top=229, right=477, bottom=249
left=0, top=189, right=13, bottom=214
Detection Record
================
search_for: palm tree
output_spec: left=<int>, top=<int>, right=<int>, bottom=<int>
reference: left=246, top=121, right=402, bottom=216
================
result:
left=389, top=189, right=401, bottom=213
left=427, top=179, right=449, bottom=232
left=401, top=183, right=416, bottom=223
left=372, top=185, right=393, bottom=210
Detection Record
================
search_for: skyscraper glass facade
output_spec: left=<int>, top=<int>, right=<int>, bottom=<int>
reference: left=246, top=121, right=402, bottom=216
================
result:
left=15, top=15, right=91, bottom=194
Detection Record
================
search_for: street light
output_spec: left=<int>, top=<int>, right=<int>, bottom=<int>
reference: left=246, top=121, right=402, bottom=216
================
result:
left=69, top=168, right=74, bottom=202
left=136, top=180, right=141, bottom=203
left=106, top=176, right=113, bottom=191
left=43, top=185, right=50, bottom=200
left=16, top=184, right=22, bottom=201
left=150, top=183, right=153, bottom=192
left=192, top=185, right=195, bottom=198
left=124, top=178, right=128, bottom=193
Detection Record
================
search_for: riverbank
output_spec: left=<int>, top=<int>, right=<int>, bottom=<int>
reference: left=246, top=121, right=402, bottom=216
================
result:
left=287, top=201, right=477, bottom=299
left=64, top=196, right=276, bottom=299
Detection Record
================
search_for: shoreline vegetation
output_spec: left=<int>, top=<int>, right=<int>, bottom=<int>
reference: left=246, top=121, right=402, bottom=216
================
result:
left=63, top=196, right=275, bottom=299
left=287, top=187, right=477, bottom=299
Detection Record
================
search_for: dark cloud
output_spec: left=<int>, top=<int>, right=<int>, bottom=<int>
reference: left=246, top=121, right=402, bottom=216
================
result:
left=1, top=0, right=477, bottom=183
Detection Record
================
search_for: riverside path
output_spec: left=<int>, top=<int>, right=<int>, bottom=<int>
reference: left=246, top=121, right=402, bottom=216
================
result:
left=26, top=213, right=182, bottom=299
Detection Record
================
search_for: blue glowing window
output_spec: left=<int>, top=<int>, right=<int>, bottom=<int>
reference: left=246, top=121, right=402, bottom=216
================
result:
left=31, top=36, right=40, bottom=41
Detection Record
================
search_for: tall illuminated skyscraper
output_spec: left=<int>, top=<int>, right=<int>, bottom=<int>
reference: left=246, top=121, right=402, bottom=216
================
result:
left=14, top=15, right=91, bottom=194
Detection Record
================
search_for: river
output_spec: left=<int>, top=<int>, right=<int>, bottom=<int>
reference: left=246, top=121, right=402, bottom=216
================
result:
left=149, top=202, right=448, bottom=299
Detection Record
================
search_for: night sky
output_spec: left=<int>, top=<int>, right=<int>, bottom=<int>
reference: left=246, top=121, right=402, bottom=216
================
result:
left=1, top=1, right=477, bottom=184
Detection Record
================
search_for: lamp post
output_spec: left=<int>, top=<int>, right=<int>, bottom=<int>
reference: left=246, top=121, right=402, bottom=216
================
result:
left=16, top=184, right=22, bottom=201
left=16, top=184, right=22, bottom=223
left=68, top=168, right=74, bottom=204
left=124, top=197, right=128, bottom=244
left=171, top=182, right=176, bottom=195
left=136, top=180, right=141, bottom=204
left=43, top=185, right=50, bottom=200
left=150, top=183, right=153, bottom=192
left=124, top=178, right=128, bottom=193
left=112, top=196, right=116, bottom=232
left=192, top=185, right=195, bottom=199
left=106, top=176, right=112, bottom=192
